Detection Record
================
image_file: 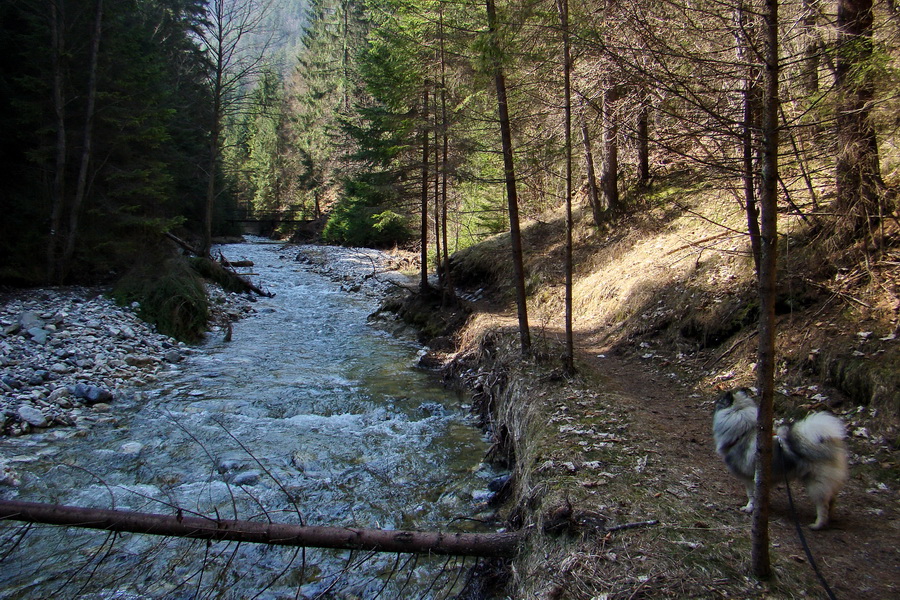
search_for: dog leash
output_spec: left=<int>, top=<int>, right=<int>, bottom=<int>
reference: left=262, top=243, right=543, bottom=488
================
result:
left=777, top=439, right=839, bottom=600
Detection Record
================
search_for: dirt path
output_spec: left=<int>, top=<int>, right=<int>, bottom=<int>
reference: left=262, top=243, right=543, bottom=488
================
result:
left=576, top=343, right=899, bottom=599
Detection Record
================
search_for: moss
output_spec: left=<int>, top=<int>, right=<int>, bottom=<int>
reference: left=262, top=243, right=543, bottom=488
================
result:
left=824, top=354, right=900, bottom=418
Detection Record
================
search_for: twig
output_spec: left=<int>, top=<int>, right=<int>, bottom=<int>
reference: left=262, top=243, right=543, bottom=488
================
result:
left=605, top=519, right=660, bottom=533
left=804, top=279, right=871, bottom=308
left=665, top=231, right=735, bottom=256
left=704, top=330, right=758, bottom=368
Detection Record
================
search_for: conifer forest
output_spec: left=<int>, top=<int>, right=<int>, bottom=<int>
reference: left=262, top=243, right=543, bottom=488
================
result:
left=1, top=0, right=899, bottom=598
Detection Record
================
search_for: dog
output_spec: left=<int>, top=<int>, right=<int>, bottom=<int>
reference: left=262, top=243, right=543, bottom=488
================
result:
left=712, top=388, right=848, bottom=530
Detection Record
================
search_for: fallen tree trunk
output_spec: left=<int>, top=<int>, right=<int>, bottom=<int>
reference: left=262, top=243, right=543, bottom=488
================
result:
left=165, top=231, right=202, bottom=256
left=220, top=259, right=254, bottom=268
left=0, top=499, right=519, bottom=558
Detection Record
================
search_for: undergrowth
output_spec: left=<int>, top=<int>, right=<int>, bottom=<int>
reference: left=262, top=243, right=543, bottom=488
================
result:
left=112, top=256, right=209, bottom=343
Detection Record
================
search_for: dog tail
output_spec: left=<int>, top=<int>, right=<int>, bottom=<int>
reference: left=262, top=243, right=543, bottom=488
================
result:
left=788, top=412, right=846, bottom=461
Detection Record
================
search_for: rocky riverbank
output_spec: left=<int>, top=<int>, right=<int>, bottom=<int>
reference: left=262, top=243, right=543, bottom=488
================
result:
left=0, top=287, right=187, bottom=439
left=0, top=285, right=255, bottom=441
left=0, top=244, right=414, bottom=442
left=294, top=244, right=417, bottom=297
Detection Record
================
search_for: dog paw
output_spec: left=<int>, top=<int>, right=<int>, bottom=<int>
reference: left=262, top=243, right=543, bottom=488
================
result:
left=741, top=503, right=754, bottom=513
left=809, top=520, right=827, bottom=530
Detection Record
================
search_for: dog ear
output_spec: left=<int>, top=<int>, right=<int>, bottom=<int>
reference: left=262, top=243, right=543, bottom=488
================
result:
left=715, top=390, right=734, bottom=410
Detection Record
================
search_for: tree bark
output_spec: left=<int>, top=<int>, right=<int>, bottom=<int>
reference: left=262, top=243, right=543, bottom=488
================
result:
left=438, top=5, right=455, bottom=304
left=752, top=0, right=780, bottom=581
left=737, top=3, right=762, bottom=274
left=578, top=95, right=602, bottom=228
left=834, top=0, right=883, bottom=238
left=600, top=86, right=620, bottom=211
left=744, top=82, right=762, bottom=276
left=47, top=0, right=67, bottom=283
left=558, top=0, right=574, bottom=374
left=637, top=89, right=650, bottom=187
left=201, top=1, right=226, bottom=259
left=801, top=0, right=820, bottom=94
left=0, top=499, right=519, bottom=558
left=59, top=0, right=103, bottom=282
left=486, top=0, right=531, bottom=354
left=420, top=82, right=431, bottom=292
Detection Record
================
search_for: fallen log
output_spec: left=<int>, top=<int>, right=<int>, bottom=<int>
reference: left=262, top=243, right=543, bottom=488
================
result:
left=220, top=259, right=254, bottom=268
left=217, top=251, right=274, bottom=297
left=0, top=499, right=519, bottom=558
left=165, top=231, right=202, bottom=256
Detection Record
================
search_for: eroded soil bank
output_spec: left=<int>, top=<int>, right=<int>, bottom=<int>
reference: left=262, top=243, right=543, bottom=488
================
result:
left=416, top=309, right=899, bottom=599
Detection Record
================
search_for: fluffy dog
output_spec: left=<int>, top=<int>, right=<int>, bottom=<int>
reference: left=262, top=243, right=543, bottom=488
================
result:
left=713, top=388, right=848, bottom=529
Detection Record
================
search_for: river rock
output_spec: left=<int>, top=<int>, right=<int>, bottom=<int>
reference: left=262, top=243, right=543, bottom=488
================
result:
left=18, top=405, right=47, bottom=428
left=0, top=460, right=20, bottom=486
left=231, top=470, right=261, bottom=486
left=1, top=277, right=253, bottom=438
left=27, top=327, right=49, bottom=344
left=125, top=354, right=156, bottom=367
left=71, top=383, right=114, bottom=404
left=217, top=459, right=243, bottom=474
left=120, top=441, right=144, bottom=455
left=48, top=387, right=71, bottom=402
left=19, top=311, right=43, bottom=329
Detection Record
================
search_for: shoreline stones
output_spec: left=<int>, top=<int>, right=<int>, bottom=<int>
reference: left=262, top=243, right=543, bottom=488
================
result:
left=294, top=245, right=416, bottom=297
left=0, top=287, right=193, bottom=437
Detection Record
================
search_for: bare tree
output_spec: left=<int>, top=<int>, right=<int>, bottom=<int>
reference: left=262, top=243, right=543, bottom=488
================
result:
left=196, top=0, right=274, bottom=257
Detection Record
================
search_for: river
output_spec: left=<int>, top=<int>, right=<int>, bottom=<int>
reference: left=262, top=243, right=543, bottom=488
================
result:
left=0, top=240, right=495, bottom=599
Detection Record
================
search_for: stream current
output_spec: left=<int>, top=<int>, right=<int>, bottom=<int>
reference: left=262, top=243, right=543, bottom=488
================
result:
left=0, top=240, right=493, bottom=599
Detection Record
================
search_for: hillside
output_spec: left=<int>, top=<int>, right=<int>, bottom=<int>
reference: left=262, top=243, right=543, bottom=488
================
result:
left=424, top=174, right=900, bottom=598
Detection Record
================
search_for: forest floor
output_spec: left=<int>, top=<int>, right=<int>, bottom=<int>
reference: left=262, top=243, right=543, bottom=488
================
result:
left=427, top=181, right=900, bottom=598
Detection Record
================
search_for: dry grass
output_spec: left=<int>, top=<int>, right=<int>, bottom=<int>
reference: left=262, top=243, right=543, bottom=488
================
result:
left=444, top=170, right=900, bottom=598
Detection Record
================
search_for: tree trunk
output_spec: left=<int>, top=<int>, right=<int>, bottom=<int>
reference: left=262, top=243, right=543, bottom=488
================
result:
left=744, top=82, right=762, bottom=276
left=834, top=0, right=883, bottom=238
left=486, top=0, right=531, bottom=354
left=600, top=85, right=619, bottom=211
left=420, top=82, right=430, bottom=292
left=434, top=93, right=443, bottom=286
left=637, top=90, right=650, bottom=187
left=60, top=0, right=103, bottom=283
left=0, top=499, right=519, bottom=558
left=737, top=4, right=763, bottom=274
left=438, top=6, right=455, bottom=305
left=801, top=0, right=820, bottom=94
left=578, top=95, right=602, bottom=228
left=752, top=0, right=780, bottom=581
left=47, top=0, right=67, bottom=283
left=201, top=4, right=226, bottom=259
left=558, top=0, right=574, bottom=374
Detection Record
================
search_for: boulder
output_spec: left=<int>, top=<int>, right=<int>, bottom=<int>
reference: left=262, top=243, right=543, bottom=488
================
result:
left=18, top=405, right=47, bottom=428
left=71, top=383, right=114, bottom=405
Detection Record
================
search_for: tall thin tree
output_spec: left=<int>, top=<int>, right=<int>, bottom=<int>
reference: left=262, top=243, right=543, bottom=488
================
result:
left=486, top=0, right=531, bottom=354
left=558, top=0, right=574, bottom=373
left=752, top=0, right=780, bottom=580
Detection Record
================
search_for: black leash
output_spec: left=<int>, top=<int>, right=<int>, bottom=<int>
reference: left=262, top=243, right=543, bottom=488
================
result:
left=779, top=442, right=839, bottom=600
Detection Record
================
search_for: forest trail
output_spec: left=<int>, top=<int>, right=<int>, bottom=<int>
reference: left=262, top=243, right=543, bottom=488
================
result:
left=569, top=337, right=900, bottom=599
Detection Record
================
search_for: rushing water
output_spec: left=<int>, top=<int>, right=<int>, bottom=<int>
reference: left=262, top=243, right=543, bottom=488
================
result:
left=0, top=241, right=495, bottom=599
